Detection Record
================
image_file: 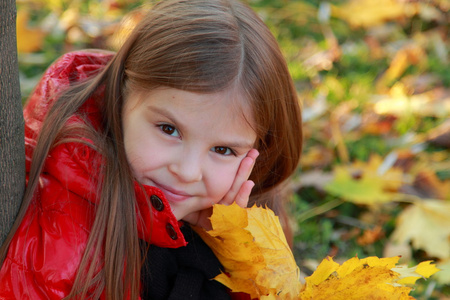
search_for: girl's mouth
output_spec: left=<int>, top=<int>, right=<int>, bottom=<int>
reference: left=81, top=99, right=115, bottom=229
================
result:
left=152, top=181, right=192, bottom=203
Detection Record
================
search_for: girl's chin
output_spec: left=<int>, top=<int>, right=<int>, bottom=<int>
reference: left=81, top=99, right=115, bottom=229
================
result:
left=167, top=204, right=185, bottom=221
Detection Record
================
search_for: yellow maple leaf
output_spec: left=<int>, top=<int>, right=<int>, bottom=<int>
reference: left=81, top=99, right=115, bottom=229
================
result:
left=393, top=261, right=441, bottom=285
left=324, top=155, right=404, bottom=204
left=300, top=256, right=439, bottom=300
left=16, top=10, right=46, bottom=53
left=193, top=203, right=301, bottom=299
left=194, top=204, right=439, bottom=299
left=390, top=199, right=450, bottom=260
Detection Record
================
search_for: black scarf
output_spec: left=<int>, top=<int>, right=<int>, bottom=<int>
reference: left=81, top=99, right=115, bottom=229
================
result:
left=141, top=224, right=231, bottom=300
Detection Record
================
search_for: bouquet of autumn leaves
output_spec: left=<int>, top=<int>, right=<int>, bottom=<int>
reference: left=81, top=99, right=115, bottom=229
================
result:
left=193, top=204, right=439, bottom=300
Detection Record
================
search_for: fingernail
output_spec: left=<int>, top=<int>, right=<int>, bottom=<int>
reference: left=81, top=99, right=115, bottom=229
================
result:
left=249, top=180, right=255, bottom=189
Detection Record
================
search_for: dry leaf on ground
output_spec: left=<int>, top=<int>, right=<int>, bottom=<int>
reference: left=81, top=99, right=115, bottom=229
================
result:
left=373, top=83, right=450, bottom=118
left=390, top=199, right=450, bottom=260
left=331, top=0, right=417, bottom=28
left=324, top=155, right=404, bottom=204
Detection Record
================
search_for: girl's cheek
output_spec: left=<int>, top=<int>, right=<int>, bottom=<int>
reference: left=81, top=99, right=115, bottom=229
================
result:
left=216, top=165, right=239, bottom=193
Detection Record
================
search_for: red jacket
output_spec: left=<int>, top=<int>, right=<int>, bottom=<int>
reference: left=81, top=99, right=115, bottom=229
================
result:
left=0, top=51, right=188, bottom=299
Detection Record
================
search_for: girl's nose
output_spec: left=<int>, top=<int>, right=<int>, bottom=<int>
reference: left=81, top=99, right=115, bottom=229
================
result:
left=168, top=151, right=203, bottom=183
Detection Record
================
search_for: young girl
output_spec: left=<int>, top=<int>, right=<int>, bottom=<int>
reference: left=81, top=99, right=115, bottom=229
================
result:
left=0, top=0, right=302, bottom=299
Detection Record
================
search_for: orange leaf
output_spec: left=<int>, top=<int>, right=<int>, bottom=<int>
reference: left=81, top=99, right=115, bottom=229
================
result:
left=194, top=205, right=439, bottom=299
left=193, top=203, right=301, bottom=299
left=300, top=256, right=439, bottom=300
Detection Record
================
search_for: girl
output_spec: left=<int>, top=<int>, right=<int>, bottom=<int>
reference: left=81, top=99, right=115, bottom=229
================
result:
left=0, top=0, right=302, bottom=299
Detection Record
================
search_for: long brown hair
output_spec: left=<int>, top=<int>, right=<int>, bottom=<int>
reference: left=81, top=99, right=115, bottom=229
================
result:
left=0, top=0, right=302, bottom=299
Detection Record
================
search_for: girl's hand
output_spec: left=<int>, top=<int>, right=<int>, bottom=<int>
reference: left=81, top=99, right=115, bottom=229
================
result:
left=184, top=149, right=259, bottom=229
left=217, top=148, right=259, bottom=208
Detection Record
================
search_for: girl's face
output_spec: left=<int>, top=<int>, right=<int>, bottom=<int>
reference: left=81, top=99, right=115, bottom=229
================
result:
left=122, top=87, right=257, bottom=221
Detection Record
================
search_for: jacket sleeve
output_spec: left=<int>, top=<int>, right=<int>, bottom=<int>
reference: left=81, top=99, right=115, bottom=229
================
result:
left=0, top=169, right=96, bottom=299
left=0, top=51, right=113, bottom=300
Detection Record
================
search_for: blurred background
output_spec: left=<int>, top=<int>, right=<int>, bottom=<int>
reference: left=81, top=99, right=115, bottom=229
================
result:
left=15, top=0, right=449, bottom=298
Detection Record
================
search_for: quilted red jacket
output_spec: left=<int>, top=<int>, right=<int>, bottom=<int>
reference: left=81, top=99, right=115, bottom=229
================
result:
left=0, top=51, right=191, bottom=299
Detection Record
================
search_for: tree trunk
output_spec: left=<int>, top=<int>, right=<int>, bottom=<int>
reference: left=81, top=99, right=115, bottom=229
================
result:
left=0, top=0, right=25, bottom=246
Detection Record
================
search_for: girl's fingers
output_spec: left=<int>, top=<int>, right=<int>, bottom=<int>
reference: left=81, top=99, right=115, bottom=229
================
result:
left=186, top=150, right=258, bottom=229
left=221, top=149, right=259, bottom=205
left=234, top=180, right=255, bottom=208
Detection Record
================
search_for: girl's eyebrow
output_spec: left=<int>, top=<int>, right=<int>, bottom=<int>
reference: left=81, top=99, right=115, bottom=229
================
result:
left=221, top=140, right=255, bottom=150
left=147, top=104, right=185, bottom=130
left=146, top=104, right=255, bottom=150
left=147, top=105, right=179, bottom=124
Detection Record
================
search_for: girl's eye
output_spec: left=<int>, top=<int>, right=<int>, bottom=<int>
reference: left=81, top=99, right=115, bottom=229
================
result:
left=159, top=124, right=180, bottom=137
left=211, top=146, right=235, bottom=156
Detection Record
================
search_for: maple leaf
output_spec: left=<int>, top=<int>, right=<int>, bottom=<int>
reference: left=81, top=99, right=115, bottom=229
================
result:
left=195, top=204, right=439, bottom=299
left=193, top=203, right=301, bottom=299
left=393, top=261, right=441, bottom=285
left=300, top=256, right=439, bottom=300
left=390, top=199, right=450, bottom=259
left=324, top=155, right=404, bottom=204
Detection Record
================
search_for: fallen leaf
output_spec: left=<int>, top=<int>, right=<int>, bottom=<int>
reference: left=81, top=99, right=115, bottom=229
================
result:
left=357, top=225, right=385, bottom=246
left=373, top=83, right=450, bottom=118
left=414, top=150, right=450, bottom=178
left=362, top=113, right=397, bottom=135
left=390, top=199, right=450, bottom=259
left=324, top=155, right=404, bottom=204
left=427, top=119, right=450, bottom=148
left=300, top=146, right=334, bottom=169
left=293, top=170, right=334, bottom=193
left=412, top=169, right=450, bottom=200
left=378, top=45, right=426, bottom=86
left=331, top=0, right=417, bottom=28
left=193, top=203, right=301, bottom=299
left=383, top=241, right=412, bottom=264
